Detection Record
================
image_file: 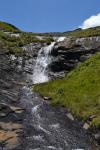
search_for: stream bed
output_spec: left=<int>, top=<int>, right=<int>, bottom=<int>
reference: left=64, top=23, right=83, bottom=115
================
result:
left=20, top=85, right=93, bottom=150
left=0, top=39, right=97, bottom=150
left=20, top=40, right=94, bottom=150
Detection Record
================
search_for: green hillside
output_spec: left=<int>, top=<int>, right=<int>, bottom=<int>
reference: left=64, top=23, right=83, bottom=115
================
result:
left=0, top=29, right=54, bottom=55
left=37, top=26, right=100, bottom=37
left=34, top=52, right=100, bottom=127
left=0, top=21, right=20, bottom=32
left=64, top=26, right=100, bottom=37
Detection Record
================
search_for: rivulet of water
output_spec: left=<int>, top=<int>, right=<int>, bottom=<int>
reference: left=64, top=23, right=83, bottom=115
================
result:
left=20, top=86, right=92, bottom=150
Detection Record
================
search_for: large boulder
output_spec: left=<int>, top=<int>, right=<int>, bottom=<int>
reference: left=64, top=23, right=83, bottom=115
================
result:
left=50, top=36, right=100, bottom=74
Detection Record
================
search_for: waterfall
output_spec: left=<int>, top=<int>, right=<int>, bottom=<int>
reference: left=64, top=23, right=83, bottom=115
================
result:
left=33, top=42, right=55, bottom=84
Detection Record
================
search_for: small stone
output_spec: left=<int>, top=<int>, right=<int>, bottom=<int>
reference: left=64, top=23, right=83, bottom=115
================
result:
left=10, top=106, right=25, bottom=114
left=89, top=115, right=97, bottom=121
left=0, top=130, right=19, bottom=149
left=83, top=123, right=90, bottom=130
left=0, top=113, right=7, bottom=117
left=44, top=97, right=51, bottom=100
left=0, top=122, right=23, bottom=131
left=94, top=133, right=100, bottom=140
left=0, top=122, right=23, bottom=149
left=66, top=113, right=74, bottom=121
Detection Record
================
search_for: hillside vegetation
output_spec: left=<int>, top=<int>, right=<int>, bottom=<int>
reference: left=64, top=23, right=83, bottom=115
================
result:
left=64, top=26, right=100, bottom=37
left=0, top=21, right=100, bottom=56
left=0, top=21, right=20, bottom=32
left=37, top=26, right=100, bottom=38
left=0, top=21, right=54, bottom=55
left=34, top=52, right=100, bottom=127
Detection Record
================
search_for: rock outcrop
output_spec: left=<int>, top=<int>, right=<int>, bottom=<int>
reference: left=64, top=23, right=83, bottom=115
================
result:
left=0, top=53, right=28, bottom=149
left=50, top=36, right=100, bottom=76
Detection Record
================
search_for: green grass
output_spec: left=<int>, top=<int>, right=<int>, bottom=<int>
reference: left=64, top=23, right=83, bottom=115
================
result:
left=0, top=21, right=100, bottom=38
left=34, top=52, right=100, bottom=127
left=0, top=21, right=20, bottom=32
left=0, top=30, right=54, bottom=55
left=0, top=21, right=54, bottom=55
left=0, top=21, right=100, bottom=56
left=35, top=26, right=100, bottom=38
left=64, top=27, right=100, bottom=38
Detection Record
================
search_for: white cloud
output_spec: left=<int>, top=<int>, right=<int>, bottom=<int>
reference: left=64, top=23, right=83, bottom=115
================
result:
left=80, top=13, right=100, bottom=29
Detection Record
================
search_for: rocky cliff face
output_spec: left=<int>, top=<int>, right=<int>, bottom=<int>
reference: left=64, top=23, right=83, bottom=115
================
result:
left=17, top=36, right=100, bottom=80
left=0, top=41, right=52, bottom=149
left=50, top=36, right=100, bottom=75
left=0, top=53, right=25, bottom=149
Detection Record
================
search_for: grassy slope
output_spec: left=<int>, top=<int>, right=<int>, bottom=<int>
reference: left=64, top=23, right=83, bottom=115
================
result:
left=63, top=26, right=100, bottom=37
left=0, top=21, right=100, bottom=55
left=0, top=21, right=20, bottom=32
left=38, top=26, right=100, bottom=37
left=34, top=52, right=100, bottom=127
left=0, top=21, right=100, bottom=127
left=0, top=22, right=54, bottom=55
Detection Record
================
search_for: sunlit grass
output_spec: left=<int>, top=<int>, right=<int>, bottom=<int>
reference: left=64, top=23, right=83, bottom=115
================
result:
left=34, top=52, right=100, bottom=127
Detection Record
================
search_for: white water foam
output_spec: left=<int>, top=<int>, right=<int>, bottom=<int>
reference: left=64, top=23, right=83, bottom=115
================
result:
left=33, top=37, right=66, bottom=84
left=49, top=123, right=60, bottom=129
left=32, top=105, right=40, bottom=113
left=33, top=42, right=55, bottom=84
left=38, top=125, right=51, bottom=135
left=57, top=37, right=66, bottom=42
left=33, top=135, right=44, bottom=142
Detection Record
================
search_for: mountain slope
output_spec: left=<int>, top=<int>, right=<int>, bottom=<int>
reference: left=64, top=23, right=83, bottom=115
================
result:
left=0, top=21, right=20, bottom=32
left=34, top=52, right=100, bottom=127
left=38, top=26, right=100, bottom=37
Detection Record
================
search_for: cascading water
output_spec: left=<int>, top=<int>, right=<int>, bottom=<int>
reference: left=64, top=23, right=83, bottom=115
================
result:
left=33, top=37, right=67, bottom=84
left=33, top=42, right=55, bottom=84
left=20, top=37, right=92, bottom=150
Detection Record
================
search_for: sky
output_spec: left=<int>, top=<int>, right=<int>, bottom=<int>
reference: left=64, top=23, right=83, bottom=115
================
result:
left=0, top=0, right=100, bottom=32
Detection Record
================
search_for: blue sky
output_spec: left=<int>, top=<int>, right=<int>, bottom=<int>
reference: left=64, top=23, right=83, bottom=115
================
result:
left=0, top=0, right=100, bottom=32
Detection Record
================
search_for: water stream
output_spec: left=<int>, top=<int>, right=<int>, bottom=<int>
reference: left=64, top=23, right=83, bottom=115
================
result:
left=21, top=38, right=93, bottom=149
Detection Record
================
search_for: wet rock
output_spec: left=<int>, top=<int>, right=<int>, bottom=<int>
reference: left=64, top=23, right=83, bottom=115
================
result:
left=50, top=36, right=100, bottom=77
left=88, top=115, right=97, bottom=121
left=44, top=97, right=52, bottom=100
left=92, top=131, right=100, bottom=148
left=0, top=53, right=29, bottom=149
left=22, top=42, right=47, bottom=57
left=94, top=132, right=100, bottom=141
left=83, top=123, right=90, bottom=130
left=0, top=103, right=12, bottom=117
left=0, top=120, right=23, bottom=149
left=10, top=106, right=25, bottom=114
left=55, top=37, right=76, bottom=50
left=0, top=103, right=25, bottom=119
left=0, top=122, right=23, bottom=131
left=66, top=113, right=74, bottom=121
left=55, top=36, right=100, bottom=51
left=0, top=129, right=20, bottom=149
